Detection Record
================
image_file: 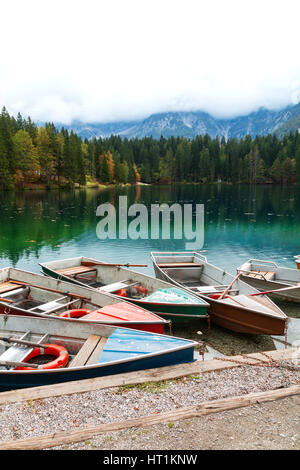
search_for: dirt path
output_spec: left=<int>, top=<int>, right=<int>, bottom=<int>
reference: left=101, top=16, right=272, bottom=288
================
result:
left=56, top=394, right=299, bottom=451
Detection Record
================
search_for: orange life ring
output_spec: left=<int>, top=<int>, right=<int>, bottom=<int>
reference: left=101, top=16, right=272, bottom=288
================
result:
left=58, top=309, right=93, bottom=318
left=115, top=288, right=127, bottom=297
left=15, top=344, right=69, bottom=370
left=135, top=286, right=148, bottom=295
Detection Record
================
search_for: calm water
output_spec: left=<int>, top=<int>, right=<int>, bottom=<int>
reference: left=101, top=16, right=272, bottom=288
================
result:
left=0, top=183, right=299, bottom=273
left=1, top=183, right=299, bottom=355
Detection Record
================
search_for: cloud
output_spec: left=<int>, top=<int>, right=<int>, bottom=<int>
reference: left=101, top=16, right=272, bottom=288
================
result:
left=1, top=0, right=300, bottom=123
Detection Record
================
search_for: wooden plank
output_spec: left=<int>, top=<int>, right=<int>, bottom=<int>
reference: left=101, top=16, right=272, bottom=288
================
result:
left=247, top=271, right=275, bottom=280
left=0, top=282, right=22, bottom=294
left=0, top=347, right=298, bottom=406
left=86, top=337, right=107, bottom=365
left=157, top=262, right=200, bottom=268
left=56, top=266, right=97, bottom=276
left=265, top=271, right=275, bottom=280
left=0, top=384, right=299, bottom=450
left=68, top=335, right=101, bottom=368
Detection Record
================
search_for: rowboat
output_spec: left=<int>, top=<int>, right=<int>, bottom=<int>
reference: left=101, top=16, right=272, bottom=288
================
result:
left=0, top=267, right=169, bottom=334
left=151, top=252, right=289, bottom=336
left=0, top=314, right=197, bottom=391
left=237, top=259, right=300, bottom=303
left=39, top=257, right=209, bottom=322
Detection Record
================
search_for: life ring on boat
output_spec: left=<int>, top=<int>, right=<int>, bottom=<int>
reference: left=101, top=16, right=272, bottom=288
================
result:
left=15, top=344, right=69, bottom=370
left=115, top=289, right=127, bottom=297
left=58, top=309, right=93, bottom=318
left=135, top=286, right=148, bottom=295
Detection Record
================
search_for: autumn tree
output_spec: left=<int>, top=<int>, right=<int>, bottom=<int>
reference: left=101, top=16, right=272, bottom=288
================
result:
left=12, top=130, right=40, bottom=185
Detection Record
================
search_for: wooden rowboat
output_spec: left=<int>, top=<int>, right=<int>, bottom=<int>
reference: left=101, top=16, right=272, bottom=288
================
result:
left=151, top=251, right=289, bottom=336
left=0, top=267, right=169, bottom=334
left=0, top=314, right=197, bottom=391
left=237, top=259, right=300, bottom=303
left=39, top=257, right=209, bottom=322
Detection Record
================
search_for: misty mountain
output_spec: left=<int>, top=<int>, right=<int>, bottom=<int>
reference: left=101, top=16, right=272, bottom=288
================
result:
left=58, top=102, right=300, bottom=141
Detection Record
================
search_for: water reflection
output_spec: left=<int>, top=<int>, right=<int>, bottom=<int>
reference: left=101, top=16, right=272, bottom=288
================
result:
left=0, top=184, right=299, bottom=274
left=0, top=183, right=299, bottom=356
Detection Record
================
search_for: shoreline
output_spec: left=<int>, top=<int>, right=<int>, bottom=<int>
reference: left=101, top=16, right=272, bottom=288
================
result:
left=0, top=347, right=299, bottom=450
left=0, top=180, right=298, bottom=192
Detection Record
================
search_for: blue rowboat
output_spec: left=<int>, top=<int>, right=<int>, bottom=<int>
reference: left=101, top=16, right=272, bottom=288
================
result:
left=0, top=314, right=198, bottom=391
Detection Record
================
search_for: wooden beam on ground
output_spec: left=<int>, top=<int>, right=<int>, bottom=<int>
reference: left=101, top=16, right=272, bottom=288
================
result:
left=0, top=384, right=299, bottom=450
left=0, top=346, right=298, bottom=406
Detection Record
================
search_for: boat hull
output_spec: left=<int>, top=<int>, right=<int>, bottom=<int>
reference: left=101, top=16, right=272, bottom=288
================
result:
left=239, top=275, right=300, bottom=303
left=0, top=346, right=194, bottom=392
left=152, top=258, right=288, bottom=335
left=0, top=315, right=197, bottom=391
left=202, top=296, right=287, bottom=335
left=40, top=262, right=208, bottom=322
left=0, top=304, right=166, bottom=334
left=0, top=268, right=170, bottom=334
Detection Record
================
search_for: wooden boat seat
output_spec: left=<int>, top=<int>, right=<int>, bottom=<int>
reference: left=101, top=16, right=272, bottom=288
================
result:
left=0, top=282, right=24, bottom=294
left=157, top=262, right=203, bottom=268
left=247, top=270, right=275, bottom=281
left=56, top=266, right=97, bottom=277
left=68, top=334, right=107, bottom=367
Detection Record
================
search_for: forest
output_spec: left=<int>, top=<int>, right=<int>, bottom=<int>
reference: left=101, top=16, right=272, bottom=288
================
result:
left=1, top=106, right=300, bottom=189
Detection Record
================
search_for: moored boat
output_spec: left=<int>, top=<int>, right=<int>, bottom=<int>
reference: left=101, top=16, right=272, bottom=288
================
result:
left=39, top=257, right=209, bottom=322
left=151, top=251, right=289, bottom=336
left=294, top=255, right=300, bottom=270
left=0, top=314, right=197, bottom=391
left=0, top=267, right=169, bottom=334
left=237, top=259, right=300, bottom=303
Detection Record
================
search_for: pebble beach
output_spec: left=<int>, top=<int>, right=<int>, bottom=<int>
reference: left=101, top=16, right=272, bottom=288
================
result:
left=0, top=358, right=299, bottom=450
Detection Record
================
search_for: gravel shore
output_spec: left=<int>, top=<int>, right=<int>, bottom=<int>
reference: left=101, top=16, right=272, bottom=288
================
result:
left=0, top=359, right=299, bottom=450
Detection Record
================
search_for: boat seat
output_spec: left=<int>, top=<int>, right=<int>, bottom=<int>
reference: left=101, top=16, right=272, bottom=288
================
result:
left=99, top=280, right=130, bottom=293
left=100, top=280, right=140, bottom=293
left=68, top=334, right=107, bottom=367
left=157, top=262, right=202, bottom=268
left=0, top=282, right=24, bottom=294
left=247, top=270, right=275, bottom=281
left=0, top=332, right=49, bottom=370
left=56, top=266, right=97, bottom=277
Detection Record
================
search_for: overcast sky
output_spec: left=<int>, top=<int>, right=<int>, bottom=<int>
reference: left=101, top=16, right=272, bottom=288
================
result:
left=1, top=0, right=300, bottom=123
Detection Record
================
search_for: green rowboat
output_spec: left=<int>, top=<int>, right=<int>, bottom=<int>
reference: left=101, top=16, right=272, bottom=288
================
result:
left=39, top=256, right=209, bottom=322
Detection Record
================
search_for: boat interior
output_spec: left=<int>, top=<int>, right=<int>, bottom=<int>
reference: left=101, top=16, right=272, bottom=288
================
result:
left=238, top=259, right=300, bottom=285
left=152, top=252, right=286, bottom=317
left=0, top=327, right=108, bottom=371
left=50, top=260, right=164, bottom=300
left=0, top=281, right=94, bottom=316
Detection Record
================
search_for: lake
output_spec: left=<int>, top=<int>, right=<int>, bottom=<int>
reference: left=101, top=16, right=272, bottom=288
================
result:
left=1, top=183, right=299, bottom=356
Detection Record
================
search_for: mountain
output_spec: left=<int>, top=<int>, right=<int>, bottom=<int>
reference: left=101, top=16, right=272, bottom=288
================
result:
left=57, top=102, right=300, bottom=141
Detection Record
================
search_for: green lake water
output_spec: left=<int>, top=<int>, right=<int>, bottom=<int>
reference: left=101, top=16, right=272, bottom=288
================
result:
left=1, top=183, right=300, bottom=356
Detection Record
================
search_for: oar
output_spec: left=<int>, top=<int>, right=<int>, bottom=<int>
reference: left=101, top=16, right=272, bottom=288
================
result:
left=219, top=272, right=242, bottom=299
left=249, top=285, right=300, bottom=297
left=0, top=298, right=13, bottom=303
left=11, top=280, right=89, bottom=300
left=81, top=261, right=147, bottom=267
left=0, top=360, right=40, bottom=369
left=0, top=336, right=48, bottom=349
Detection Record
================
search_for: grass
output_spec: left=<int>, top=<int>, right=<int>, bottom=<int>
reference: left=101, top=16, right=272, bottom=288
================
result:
left=116, top=374, right=202, bottom=394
